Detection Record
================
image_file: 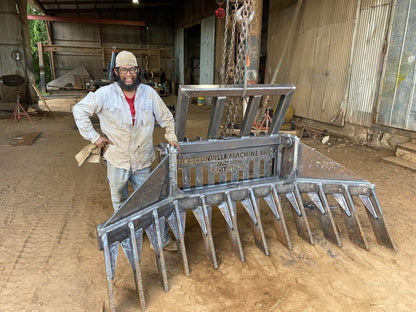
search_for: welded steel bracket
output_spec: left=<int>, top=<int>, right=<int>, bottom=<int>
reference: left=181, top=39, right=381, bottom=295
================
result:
left=96, top=85, right=396, bottom=311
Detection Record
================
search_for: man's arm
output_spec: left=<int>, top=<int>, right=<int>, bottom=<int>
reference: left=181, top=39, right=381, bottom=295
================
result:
left=151, top=91, right=180, bottom=153
left=73, top=91, right=104, bottom=145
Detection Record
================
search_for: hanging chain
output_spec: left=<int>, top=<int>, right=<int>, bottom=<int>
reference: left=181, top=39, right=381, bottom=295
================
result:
left=221, top=0, right=254, bottom=136
left=235, top=0, right=254, bottom=84
left=221, top=0, right=230, bottom=85
left=228, top=0, right=239, bottom=84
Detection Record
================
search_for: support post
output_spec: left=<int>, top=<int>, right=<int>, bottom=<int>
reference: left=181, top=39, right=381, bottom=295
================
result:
left=37, top=42, right=46, bottom=94
left=246, top=0, right=263, bottom=85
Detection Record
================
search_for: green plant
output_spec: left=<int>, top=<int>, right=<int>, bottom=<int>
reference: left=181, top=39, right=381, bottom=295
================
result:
left=27, top=3, right=52, bottom=85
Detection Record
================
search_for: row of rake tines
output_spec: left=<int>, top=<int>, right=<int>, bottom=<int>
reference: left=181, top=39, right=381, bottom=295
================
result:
left=103, top=182, right=395, bottom=311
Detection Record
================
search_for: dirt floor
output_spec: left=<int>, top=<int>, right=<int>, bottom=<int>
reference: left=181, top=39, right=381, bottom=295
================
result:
left=0, top=101, right=416, bottom=312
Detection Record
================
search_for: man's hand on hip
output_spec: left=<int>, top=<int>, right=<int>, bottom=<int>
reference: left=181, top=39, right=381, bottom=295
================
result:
left=169, top=141, right=181, bottom=154
left=95, top=137, right=114, bottom=149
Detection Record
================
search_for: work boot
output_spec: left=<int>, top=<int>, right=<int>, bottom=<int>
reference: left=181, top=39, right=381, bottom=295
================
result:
left=163, top=239, right=178, bottom=252
left=150, top=238, right=178, bottom=252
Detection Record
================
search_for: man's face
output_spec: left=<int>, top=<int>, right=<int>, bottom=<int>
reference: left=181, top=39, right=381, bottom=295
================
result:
left=114, top=66, right=140, bottom=91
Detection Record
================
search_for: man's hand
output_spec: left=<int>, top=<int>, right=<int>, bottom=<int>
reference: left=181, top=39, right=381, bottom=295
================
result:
left=169, top=141, right=181, bottom=154
left=94, top=137, right=114, bottom=149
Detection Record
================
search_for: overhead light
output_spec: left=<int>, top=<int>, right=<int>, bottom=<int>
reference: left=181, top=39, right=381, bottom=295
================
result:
left=132, top=0, right=139, bottom=4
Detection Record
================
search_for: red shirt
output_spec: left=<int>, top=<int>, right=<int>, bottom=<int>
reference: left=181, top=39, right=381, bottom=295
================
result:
left=124, top=94, right=136, bottom=125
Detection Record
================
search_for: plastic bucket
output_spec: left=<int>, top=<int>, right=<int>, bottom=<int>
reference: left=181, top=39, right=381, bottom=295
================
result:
left=197, top=97, right=205, bottom=106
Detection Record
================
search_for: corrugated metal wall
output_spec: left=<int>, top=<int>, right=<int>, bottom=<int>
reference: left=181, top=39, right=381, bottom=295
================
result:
left=266, top=0, right=358, bottom=126
left=50, top=22, right=175, bottom=81
left=377, top=0, right=416, bottom=131
left=200, top=15, right=215, bottom=85
left=345, top=0, right=391, bottom=127
left=0, top=0, right=27, bottom=105
left=175, top=28, right=184, bottom=85
left=52, top=22, right=102, bottom=79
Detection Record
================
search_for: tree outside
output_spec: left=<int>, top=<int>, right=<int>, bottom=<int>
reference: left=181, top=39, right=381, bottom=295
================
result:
left=27, top=3, right=52, bottom=87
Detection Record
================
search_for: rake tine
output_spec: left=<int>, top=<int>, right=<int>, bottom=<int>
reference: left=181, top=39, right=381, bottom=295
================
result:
left=307, top=185, right=342, bottom=247
left=201, top=196, right=218, bottom=268
left=269, top=185, right=292, bottom=250
left=248, top=189, right=269, bottom=255
left=294, top=184, right=314, bottom=244
left=102, top=233, right=116, bottom=312
left=145, top=211, right=169, bottom=292
left=192, top=206, right=207, bottom=234
left=333, top=193, right=351, bottom=216
left=361, top=190, right=397, bottom=251
left=128, top=223, right=145, bottom=311
left=226, top=192, right=245, bottom=262
left=241, top=198, right=258, bottom=224
left=167, top=201, right=189, bottom=275
left=285, top=185, right=314, bottom=244
left=121, top=237, right=134, bottom=269
left=218, top=202, right=233, bottom=229
left=339, top=186, right=369, bottom=250
left=359, top=195, right=377, bottom=219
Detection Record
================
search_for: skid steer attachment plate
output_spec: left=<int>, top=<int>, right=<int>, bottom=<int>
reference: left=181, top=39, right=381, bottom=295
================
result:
left=96, top=85, right=396, bottom=311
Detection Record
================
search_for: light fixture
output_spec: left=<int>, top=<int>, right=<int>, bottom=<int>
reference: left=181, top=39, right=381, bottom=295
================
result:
left=132, top=0, right=139, bottom=4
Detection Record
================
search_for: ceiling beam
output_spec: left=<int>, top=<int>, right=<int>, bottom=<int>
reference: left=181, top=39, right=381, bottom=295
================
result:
left=27, top=14, right=145, bottom=26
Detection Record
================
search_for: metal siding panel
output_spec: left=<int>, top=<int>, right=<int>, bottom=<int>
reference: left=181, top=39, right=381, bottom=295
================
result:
left=346, top=3, right=390, bottom=127
left=309, top=25, right=332, bottom=122
left=101, top=24, right=141, bottom=44
left=289, top=27, right=315, bottom=119
left=390, top=1, right=416, bottom=128
left=361, top=0, right=391, bottom=10
left=266, top=0, right=358, bottom=125
left=265, top=3, right=293, bottom=85
left=0, top=0, right=27, bottom=107
left=293, top=0, right=357, bottom=124
left=324, top=20, right=355, bottom=123
left=175, top=28, right=184, bottom=85
left=0, top=1, right=15, bottom=12
left=49, top=21, right=175, bottom=81
left=377, top=0, right=416, bottom=131
left=0, top=46, right=26, bottom=77
left=0, top=13, right=21, bottom=44
left=200, top=15, right=215, bottom=85
left=53, top=22, right=100, bottom=43
left=0, top=3, right=25, bottom=78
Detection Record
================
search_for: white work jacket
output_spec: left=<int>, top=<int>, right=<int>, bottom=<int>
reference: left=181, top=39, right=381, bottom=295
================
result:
left=73, top=82, right=177, bottom=171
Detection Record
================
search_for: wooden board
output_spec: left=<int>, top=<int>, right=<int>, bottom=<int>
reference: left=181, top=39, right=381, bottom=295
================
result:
left=38, top=94, right=86, bottom=112
left=396, top=142, right=416, bottom=153
left=382, top=156, right=416, bottom=172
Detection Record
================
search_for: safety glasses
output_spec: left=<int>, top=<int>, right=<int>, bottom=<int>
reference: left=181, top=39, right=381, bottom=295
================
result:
left=118, top=67, right=138, bottom=75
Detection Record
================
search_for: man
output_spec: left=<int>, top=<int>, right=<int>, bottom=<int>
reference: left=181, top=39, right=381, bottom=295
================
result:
left=73, top=50, right=179, bottom=251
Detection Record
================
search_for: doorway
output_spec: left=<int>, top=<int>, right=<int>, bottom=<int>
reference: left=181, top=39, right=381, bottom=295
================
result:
left=184, top=24, right=201, bottom=85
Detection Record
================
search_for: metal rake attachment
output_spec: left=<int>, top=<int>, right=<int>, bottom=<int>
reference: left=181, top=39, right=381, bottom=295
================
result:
left=96, top=85, right=396, bottom=311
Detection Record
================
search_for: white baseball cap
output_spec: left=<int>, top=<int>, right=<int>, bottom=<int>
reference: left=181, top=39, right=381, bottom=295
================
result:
left=115, top=51, right=138, bottom=67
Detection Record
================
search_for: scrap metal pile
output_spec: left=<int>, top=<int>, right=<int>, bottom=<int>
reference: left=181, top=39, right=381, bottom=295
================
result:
left=96, top=85, right=396, bottom=311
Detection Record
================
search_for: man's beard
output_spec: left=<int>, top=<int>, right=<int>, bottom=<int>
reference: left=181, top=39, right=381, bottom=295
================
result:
left=117, top=75, right=141, bottom=91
